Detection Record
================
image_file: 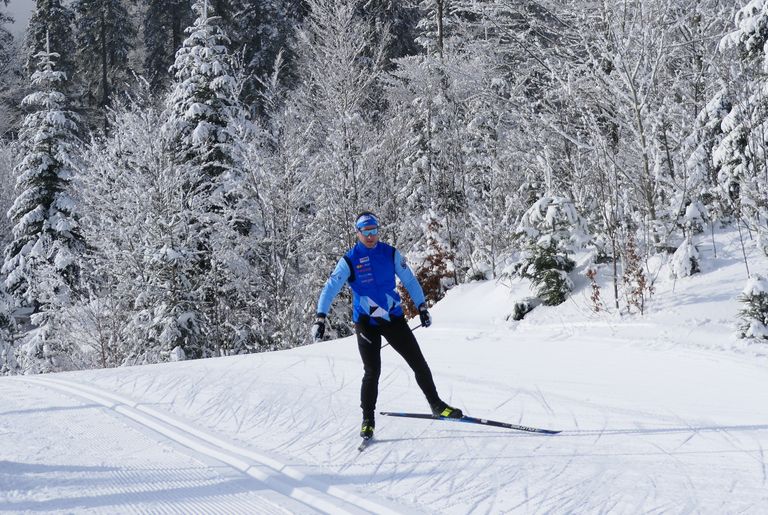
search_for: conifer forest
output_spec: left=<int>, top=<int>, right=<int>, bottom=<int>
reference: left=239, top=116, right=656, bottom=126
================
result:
left=1, top=0, right=767, bottom=375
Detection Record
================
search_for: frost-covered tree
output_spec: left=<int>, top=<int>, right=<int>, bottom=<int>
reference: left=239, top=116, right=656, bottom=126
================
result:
left=517, top=195, right=590, bottom=254
left=683, top=87, right=732, bottom=220
left=293, top=0, right=389, bottom=310
left=382, top=52, right=474, bottom=270
left=0, top=1, right=12, bottom=68
left=143, top=0, right=193, bottom=91
left=669, top=235, right=700, bottom=279
left=0, top=283, right=19, bottom=375
left=227, top=0, right=301, bottom=108
left=24, top=0, right=76, bottom=83
left=2, top=39, right=84, bottom=373
left=162, top=0, right=258, bottom=356
left=714, top=0, right=768, bottom=255
left=359, top=0, right=419, bottom=62
left=398, top=214, right=455, bottom=315
left=166, top=0, right=243, bottom=189
left=516, top=196, right=585, bottom=306
left=738, top=274, right=768, bottom=340
left=0, top=141, right=16, bottom=251
left=0, top=4, right=26, bottom=135
left=235, top=63, right=317, bottom=347
left=77, top=87, right=251, bottom=363
left=73, top=0, right=135, bottom=125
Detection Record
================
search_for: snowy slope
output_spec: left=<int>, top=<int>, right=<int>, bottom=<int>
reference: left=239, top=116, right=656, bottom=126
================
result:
left=2, top=228, right=768, bottom=514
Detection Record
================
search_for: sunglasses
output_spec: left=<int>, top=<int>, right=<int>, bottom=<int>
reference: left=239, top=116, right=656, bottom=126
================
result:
left=359, top=227, right=379, bottom=237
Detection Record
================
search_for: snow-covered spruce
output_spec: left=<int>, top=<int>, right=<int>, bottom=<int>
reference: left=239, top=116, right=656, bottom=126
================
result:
left=515, top=196, right=585, bottom=306
left=2, top=40, right=85, bottom=374
left=0, top=284, right=19, bottom=374
left=73, top=0, right=135, bottom=118
left=738, top=274, right=768, bottom=340
left=670, top=236, right=700, bottom=279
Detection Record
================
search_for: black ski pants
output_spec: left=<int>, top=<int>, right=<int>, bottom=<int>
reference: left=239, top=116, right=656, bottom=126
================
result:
left=355, top=316, right=440, bottom=421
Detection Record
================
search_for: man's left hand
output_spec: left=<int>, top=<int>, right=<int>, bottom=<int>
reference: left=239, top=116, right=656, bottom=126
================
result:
left=418, top=304, right=432, bottom=328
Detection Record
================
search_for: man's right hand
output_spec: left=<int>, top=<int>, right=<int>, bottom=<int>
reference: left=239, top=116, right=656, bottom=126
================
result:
left=311, top=314, right=326, bottom=341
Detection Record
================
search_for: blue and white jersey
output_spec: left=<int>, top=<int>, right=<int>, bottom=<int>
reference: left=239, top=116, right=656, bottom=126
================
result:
left=317, top=242, right=426, bottom=323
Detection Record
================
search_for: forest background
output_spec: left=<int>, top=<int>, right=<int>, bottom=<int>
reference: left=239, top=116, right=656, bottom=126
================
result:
left=1, top=0, right=767, bottom=375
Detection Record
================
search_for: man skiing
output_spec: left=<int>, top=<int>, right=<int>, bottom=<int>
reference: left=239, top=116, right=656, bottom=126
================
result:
left=312, top=212, right=462, bottom=440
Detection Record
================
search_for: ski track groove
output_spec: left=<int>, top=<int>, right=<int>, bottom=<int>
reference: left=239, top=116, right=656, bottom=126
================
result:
left=20, top=375, right=409, bottom=515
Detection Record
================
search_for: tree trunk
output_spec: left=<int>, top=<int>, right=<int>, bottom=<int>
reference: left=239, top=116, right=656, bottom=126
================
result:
left=100, top=7, right=109, bottom=133
left=436, top=0, right=444, bottom=59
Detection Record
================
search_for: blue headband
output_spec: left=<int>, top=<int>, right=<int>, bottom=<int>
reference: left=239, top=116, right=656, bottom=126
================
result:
left=355, top=213, right=379, bottom=230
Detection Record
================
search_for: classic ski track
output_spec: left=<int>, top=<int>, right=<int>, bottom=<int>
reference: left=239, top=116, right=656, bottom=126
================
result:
left=3, top=379, right=293, bottom=515
left=20, top=375, right=406, bottom=515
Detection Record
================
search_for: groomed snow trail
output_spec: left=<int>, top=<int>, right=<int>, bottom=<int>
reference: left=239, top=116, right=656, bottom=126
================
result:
left=3, top=229, right=768, bottom=513
left=0, top=376, right=407, bottom=514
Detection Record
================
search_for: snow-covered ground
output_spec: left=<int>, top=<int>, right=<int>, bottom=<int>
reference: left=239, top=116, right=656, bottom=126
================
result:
left=2, top=228, right=768, bottom=513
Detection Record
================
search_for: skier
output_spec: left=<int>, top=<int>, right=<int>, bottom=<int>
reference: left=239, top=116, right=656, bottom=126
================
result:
left=312, top=212, right=462, bottom=440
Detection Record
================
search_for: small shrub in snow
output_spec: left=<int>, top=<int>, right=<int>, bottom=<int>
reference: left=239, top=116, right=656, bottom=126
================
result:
left=622, top=233, right=654, bottom=315
left=399, top=216, right=455, bottom=318
left=515, top=195, right=584, bottom=306
left=738, top=274, right=768, bottom=340
left=511, top=297, right=541, bottom=321
left=584, top=266, right=603, bottom=312
left=670, top=237, right=700, bottom=279
left=519, top=243, right=575, bottom=306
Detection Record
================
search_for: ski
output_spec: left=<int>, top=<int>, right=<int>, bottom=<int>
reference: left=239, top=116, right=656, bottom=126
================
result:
left=379, top=411, right=561, bottom=435
left=357, top=437, right=373, bottom=452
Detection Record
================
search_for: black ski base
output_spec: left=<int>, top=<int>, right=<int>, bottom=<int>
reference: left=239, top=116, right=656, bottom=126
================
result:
left=379, top=411, right=561, bottom=435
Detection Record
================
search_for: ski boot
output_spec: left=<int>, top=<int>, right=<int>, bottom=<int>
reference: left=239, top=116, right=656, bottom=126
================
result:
left=360, top=418, right=375, bottom=439
left=431, top=401, right=463, bottom=419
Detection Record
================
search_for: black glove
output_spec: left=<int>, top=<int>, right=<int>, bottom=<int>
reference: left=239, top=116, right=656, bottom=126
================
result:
left=311, top=314, right=326, bottom=341
left=418, top=304, right=432, bottom=328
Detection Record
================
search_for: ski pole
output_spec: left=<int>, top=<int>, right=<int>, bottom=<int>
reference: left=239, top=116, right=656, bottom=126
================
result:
left=381, top=323, right=422, bottom=349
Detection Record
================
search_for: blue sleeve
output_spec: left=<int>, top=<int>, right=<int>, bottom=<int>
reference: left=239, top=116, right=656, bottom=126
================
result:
left=394, top=249, right=426, bottom=308
left=317, top=257, right=351, bottom=315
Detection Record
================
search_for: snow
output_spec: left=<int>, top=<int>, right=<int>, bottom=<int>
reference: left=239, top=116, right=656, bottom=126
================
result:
left=744, top=274, right=768, bottom=296
left=2, top=228, right=768, bottom=513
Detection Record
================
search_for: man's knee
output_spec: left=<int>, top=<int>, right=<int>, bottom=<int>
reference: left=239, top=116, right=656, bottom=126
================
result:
left=362, top=362, right=381, bottom=381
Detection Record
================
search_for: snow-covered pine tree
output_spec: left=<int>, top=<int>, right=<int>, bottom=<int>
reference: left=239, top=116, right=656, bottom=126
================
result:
left=167, top=0, right=242, bottom=192
left=164, top=0, right=256, bottom=357
left=0, top=1, right=13, bottom=69
left=516, top=196, right=587, bottom=306
left=683, top=87, right=731, bottom=220
left=383, top=50, right=472, bottom=269
left=715, top=0, right=768, bottom=256
left=358, top=0, right=419, bottom=62
left=669, top=235, right=700, bottom=279
left=0, top=141, right=16, bottom=251
left=143, top=0, right=193, bottom=91
left=228, top=0, right=301, bottom=108
left=738, top=274, right=768, bottom=340
left=0, top=1, right=23, bottom=133
left=0, top=283, right=19, bottom=375
left=0, top=0, right=13, bottom=52
left=73, top=0, right=135, bottom=127
left=24, top=0, right=77, bottom=84
left=2, top=36, right=85, bottom=374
